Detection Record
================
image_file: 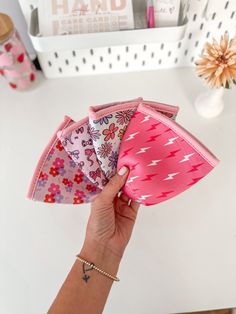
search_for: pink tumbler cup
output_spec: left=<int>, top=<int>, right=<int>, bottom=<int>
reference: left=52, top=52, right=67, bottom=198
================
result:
left=0, top=12, right=36, bottom=90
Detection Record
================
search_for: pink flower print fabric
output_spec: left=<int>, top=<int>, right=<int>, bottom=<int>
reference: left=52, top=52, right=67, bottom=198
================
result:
left=117, top=104, right=219, bottom=206
left=27, top=116, right=100, bottom=205
left=57, top=118, right=108, bottom=189
left=27, top=99, right=220, bottom=207
left=89, top=99, right=179, bottom=180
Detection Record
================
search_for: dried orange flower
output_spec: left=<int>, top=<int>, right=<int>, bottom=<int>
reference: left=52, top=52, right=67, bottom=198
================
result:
left=195, top=31, right=236, bottom=89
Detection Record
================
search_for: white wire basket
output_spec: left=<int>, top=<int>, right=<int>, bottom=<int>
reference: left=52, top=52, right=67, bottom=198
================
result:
left=22, top=0, right=236, bottom=78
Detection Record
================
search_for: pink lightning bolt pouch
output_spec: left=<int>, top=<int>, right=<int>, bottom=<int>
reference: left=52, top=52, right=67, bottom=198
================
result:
left=89, top=98, right=179, bottom=180
left=117, top=103, right=219, bottom=206
left=27, top=116, right=101, bottom=204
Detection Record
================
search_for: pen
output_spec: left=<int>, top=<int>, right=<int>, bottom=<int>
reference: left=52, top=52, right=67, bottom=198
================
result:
left=147, top=0, right=155, bottom=28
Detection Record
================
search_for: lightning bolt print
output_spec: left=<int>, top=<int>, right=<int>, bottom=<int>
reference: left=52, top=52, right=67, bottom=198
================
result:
left=164, top=137, right=179, bottom=146
left=163, top=172, right=180, bottom=181
left=147, top=123, right=161, bottom=131
left=156, top=191, right=174, bottom=198
left=141, top=174, right=157, bottom=181
left=148, top=160, right=162, bottom=166
left=137, top=195, right=152, bottom=201
left=121, top=147, right=133, bottom=158
left=187, top=177, right=204, bottom=186
left=130, top=163, right=139, bottom=171
left=136, top=147, right=151, bottom=154
left=179, top=153, right=195, bottom=163
left=166, top=149, right=181, bottom=158
left=125, top=132, right=140, bottom=141
left=127, top=176, right=139, bottom=184
left=132, top=112, right=141, bottom=119
left=141, top=115, right=151, bottom=123
left=187, top=163, right=204, bottom=173
left=146, top=134, right=161, bottom=142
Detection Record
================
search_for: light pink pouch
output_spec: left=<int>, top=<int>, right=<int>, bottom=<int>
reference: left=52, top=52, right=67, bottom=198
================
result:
left=27, top=116, right=100, bottom=205
left=89, top=98, right=179, bottom=180
left=57, top=117, right=108, bottom=189
left=117, top=103, right=219, bottom=206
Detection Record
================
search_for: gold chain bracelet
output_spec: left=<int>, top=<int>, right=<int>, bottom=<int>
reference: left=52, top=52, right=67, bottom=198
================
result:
left=76, top=255, right=120, bottom=282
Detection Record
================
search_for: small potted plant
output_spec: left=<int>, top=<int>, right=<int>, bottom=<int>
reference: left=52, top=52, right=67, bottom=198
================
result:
left=195, top=31, right=236, bottom=118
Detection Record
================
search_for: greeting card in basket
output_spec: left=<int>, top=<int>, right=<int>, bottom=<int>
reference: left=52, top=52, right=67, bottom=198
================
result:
left=38, top=0, right=134, bottom=36
left=153, top=0, right=181, bottom=27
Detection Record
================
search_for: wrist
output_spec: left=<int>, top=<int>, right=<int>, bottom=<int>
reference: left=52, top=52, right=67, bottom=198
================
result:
left=79, top=238, right=122, bottom=277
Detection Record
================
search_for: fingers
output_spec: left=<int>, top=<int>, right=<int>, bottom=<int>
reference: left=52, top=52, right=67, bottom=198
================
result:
left=120, top=192, right=129, bottom=203
left=130, top=200, right=140, bottom=212
left=98, top=166, right=129, bottom=204
left=120, top=192, right=140, bottom=213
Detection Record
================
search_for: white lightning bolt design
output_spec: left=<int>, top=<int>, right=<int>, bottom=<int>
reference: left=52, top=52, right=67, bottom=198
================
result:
left=163, top=172, right=180, bottom=180
left=179, top=153, right=195, bottom=163
left=136, top=147, right=151, bottom=154
left=148, top=160, right=162, bottom=166
left=164, top=137, right=179, bottom=146
left=137, top=195, right=152, bottom=201
left=141, top=115, right=151, bottom=123
left=127, top=176, right=139, bottom=184
left=125, top=132, right=140, bottom=141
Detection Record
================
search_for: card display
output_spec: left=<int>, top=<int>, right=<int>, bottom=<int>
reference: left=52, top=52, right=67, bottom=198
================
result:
left=153, top=0, right=180, bottom=27
left=38, top=0, right=134, bottom=36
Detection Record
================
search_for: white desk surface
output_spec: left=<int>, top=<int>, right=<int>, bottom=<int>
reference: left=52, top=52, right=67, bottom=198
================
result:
left=1, top=68, right=236, bottom=314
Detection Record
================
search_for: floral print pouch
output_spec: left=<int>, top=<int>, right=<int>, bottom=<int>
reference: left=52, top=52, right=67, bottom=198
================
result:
left=27, top=99, right=180, bottom=206
left=89, top=98, right=179, bottom=180
left=27, top=116, right=100, bottom=204
left=57, top=117, right=108, bottom=189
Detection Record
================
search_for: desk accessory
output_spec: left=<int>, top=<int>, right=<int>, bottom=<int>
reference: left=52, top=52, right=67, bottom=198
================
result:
left=0, top=12, right=36, bottom=90
left=195, top=31, right=236, bottom=118
left=147, top=0, right=155, bottom=28
left=18, top=0, right=236, bottom=77
left=27, top=98, right=219, bottom=206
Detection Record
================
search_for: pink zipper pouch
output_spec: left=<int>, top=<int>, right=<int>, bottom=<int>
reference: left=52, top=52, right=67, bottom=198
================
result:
left=57, top=117, right=108, bottom=189
left=117, top=104, right=219, bottom=206
left=27, top=100, right=219, bottom=207
left=27, top=116, right=100, bottom=204
left=89, top=98, right=179, bottom=180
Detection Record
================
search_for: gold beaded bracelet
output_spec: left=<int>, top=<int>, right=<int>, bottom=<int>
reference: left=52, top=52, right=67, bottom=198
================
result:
left=76, top=254, right=120, bottom=282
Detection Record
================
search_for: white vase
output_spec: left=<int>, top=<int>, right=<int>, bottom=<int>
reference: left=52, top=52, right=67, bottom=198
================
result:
left=194, top=87, right=225, bottom=118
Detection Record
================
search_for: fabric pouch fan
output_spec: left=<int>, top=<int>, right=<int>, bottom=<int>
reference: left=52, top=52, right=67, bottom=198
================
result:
left=89, top=98, right=179, bottom=180
left=117, top=104, right=219, bottom=206
left=57, top=117, right=108, bottom=189
left=27, top=116, right=101, bottom=204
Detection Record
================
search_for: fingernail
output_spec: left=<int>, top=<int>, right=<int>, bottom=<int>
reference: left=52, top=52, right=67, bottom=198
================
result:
left=118, top=166, right=128, bottom=176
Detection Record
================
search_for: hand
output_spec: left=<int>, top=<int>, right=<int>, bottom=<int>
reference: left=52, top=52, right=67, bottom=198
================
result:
left=48, top=169, right=140, bottom=314
left=83, top=166, right=140, bottom=259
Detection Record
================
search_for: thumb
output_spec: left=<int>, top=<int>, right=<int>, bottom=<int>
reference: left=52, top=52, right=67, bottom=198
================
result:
left=99, top=166, right=129, bottom=203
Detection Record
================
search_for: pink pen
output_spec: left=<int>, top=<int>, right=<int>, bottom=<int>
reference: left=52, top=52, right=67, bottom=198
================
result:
left=147, top=0, right=155, bottom=28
